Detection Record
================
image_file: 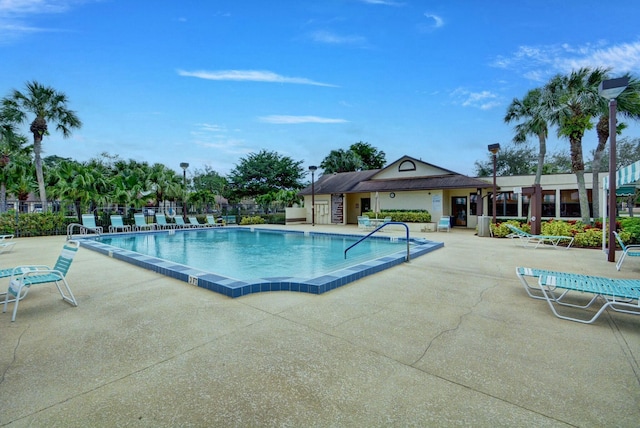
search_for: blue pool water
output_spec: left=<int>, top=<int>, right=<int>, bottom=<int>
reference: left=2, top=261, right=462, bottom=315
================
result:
left=80, top=227, right=443, bottom=297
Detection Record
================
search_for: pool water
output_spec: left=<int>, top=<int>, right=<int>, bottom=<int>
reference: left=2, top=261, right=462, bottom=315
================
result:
left=80, top=227, right=443, bottom=298
left=99, top=228, right=409, bottom=280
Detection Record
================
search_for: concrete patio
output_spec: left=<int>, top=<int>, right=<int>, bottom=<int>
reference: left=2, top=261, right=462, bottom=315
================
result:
left=1, top=225, right=639, bottom=427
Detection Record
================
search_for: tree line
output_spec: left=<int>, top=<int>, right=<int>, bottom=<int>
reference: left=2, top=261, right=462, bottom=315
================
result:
left=0, top=80, right=386, bottom=220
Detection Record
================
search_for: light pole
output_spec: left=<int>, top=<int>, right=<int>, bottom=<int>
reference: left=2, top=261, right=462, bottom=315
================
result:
left=180, top=162, right=189, bottom=219
left=309, top=165, right=317, bottom=226
left=599, top=77, right=629, bottom=263
left=488, top=143, right=500, bottom=224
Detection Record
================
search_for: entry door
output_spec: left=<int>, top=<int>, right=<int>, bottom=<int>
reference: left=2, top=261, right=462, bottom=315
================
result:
left=452, top=197, right=467, bottom=227
left=361, top=198, right=371, bottom=215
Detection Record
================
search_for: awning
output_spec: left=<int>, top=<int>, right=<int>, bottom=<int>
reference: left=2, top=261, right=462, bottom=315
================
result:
left=616, top=186, right=637, bottom=197
left=603, top=160, right=640, bottom=190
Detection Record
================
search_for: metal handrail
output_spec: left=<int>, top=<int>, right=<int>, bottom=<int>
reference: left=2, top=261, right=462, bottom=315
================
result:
left=344, top=221, right=411, bottom=261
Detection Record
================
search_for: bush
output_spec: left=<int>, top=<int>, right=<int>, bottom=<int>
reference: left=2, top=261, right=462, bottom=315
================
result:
left=0, top=212, right=74, bottom=237
left=362, top=210, right=431, bottom=223
left=541, top=220, right=573, bottom=237
left=573, top=228, right=603, bottom=248
left=490, top=220, right=527, bottom=238
left=240, top=215, right=265, bottom=225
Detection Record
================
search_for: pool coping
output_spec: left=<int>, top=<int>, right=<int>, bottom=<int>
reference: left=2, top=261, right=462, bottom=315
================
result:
left=76, top=226, right=444, bottom=298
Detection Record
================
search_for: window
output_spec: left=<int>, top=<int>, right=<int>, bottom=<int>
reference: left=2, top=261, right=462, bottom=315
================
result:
left=560, top=189, right=592, bottom=218
left=470, top=193, right=478, bottom=216
left=487, top=192, right=518, bottom=217
left=542, top=190, right=556, bottom=217
left=398, top=160, right=416, bottom=172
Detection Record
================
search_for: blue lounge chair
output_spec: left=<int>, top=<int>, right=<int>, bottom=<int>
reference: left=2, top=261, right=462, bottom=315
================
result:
left=188, top=216, right=206, bottom=228
left=505, top=224, right=573, bottom=249
left=437, top=216, right=451, bottom=232
left=174, top=217, right=195, bottom=228
left=357, top=216, right=373, bottom=230
left=109, top=215, right=131, bottom=233
left=516, top=266, right=640, bottom=324
left=81, top=214, right=103, bottom=235
left=206, top=215, right=222, bottom=227
left=3, top=240, right=80, bottom=322
left=155, top=213, right=176, bottom=229
left=614, top=231, right=640, bottom=271
left=134, top=213, right=156, bottom=231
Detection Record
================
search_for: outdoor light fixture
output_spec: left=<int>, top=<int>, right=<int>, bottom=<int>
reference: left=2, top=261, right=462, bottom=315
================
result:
left=488, top=143, right=500, bottom=223
left=309, top=165, right=318, bottom=226
left=180, top=162, right=189, bottom=219
left=599, top=76, right=629, bottom=263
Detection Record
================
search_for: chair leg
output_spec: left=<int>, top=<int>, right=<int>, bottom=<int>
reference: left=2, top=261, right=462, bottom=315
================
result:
left=616, top=251, right=626, bottom=271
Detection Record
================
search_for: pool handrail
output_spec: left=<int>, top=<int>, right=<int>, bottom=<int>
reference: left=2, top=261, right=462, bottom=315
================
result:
left=344, top=222, right=410, bottom=262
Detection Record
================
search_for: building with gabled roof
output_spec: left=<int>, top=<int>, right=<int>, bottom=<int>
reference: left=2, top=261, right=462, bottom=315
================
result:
left=299, top=155, right=492, bottom=228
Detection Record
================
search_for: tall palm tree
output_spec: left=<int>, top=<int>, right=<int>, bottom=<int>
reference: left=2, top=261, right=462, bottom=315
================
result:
left=592, top=74, right=640, bottom=218
left=543, top=67, right=610, bottom=223
left=1, top=81, right=82, bottom=212
left=504, top=88, right=549, bottom=187
left=0, top=112, right=28, bottom=212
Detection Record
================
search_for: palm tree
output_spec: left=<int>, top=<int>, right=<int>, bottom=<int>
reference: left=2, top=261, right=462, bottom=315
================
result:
left=504, top=88, right=549, bottom=187
left=0, top=112, right=29, bottom=212
left=1, top=81, right=82, bottom=212
left=592, top=74, right=640, bottom=218
left=543, top=67, right=610, bottom=223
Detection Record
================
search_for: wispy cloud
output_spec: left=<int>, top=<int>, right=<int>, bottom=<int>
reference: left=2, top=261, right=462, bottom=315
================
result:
left=0, top=0, right=89, bottom=42
left=492, top=40, right=640, bottom=81
left=423, top=13, right=444, bottom=29
left=310, top=30, right=366, bottom=46
left=451, top=88, right=500, bottom=110
left=258, top=115, right=348, bottom=124
left=177, top=69, right=338, bottom=87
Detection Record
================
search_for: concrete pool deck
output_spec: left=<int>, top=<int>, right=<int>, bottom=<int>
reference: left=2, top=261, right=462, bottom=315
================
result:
left=1, top=224, right=639, bottom=426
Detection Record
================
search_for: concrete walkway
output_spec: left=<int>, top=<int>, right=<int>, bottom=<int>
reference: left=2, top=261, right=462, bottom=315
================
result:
left=1, top=225, right=639, bottom=427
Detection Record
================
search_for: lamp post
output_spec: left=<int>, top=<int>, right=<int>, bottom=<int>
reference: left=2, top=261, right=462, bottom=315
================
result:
left=488, top=143, right=500, bottom=224
left=309, top=165, right=317, bottom=226
left=599, top=77, right=629, bottom=263
left=180, top=162, right=189, bottom=219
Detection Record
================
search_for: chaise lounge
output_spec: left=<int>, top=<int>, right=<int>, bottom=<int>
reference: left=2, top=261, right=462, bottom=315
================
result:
left=505, top=224, right=573, bottom=249
left=613, top=231, right=640, bottom=271
left=515, top=266, right=640, bottom=324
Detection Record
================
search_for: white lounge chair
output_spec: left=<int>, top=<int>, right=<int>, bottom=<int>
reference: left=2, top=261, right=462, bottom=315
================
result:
left=0, top=234, right=16, bottom=254
left=516, top=266, right=640, bottom=324
left=437, top=216, right=451, bottom=232
left=155, top=214, right=176, bottom=230
left=505, top=224, right=573, bottom=249
left=613, top=231, right=640, bottom=271
left=3, top=240, right=80, bottom=322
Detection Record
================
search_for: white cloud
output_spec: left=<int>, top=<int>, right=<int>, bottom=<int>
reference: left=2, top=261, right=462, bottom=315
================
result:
left=310, top=30, right=366, bottom=45
left=451, top=88, right=500, bottom=110
left=177, top=69, right=338, bottom=87
left=423, top=13, right=444, bottom=29
left=258, top=115, right=348, bottom=124
left=492, top=40, right=640, bottom=81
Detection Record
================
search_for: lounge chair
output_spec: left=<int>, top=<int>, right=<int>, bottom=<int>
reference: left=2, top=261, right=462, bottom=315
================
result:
left=3, top=240, right=80, bottom=322
left=357, top=216, right=373, bottom=230
left=516, top=266, right=640, bottom=324
left=108, top=215, right=131, bottom=233
left=437, top=216, right=451, bottom=232
left=505, top=224, right=573, bottom=249
left=155, top=213, right=176, bottom=229
left=81, top=214, right=103, bottom=235
left=133, top=213, right=156, bottom=231
left=613, top=231, right=640, bottom=271
left=206, top=214, right=222, bottom=227
left=174, top=217, right=195, bottom=228
left=188, top=216, right=206, bottom=228
left=0, top=234, right=16, bottom=254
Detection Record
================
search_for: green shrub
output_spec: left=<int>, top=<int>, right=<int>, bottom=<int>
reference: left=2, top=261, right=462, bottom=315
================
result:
left=541, top=220, right=573, bottom=237
left=491, top=220, right=527, bottom=238
left=362, top=210, right=431, bottom=223
left=0, top=212, right=74, bottom=237
left=573, top=228, right=603, bottom=248
left=240, top=215, right=265, bottom=225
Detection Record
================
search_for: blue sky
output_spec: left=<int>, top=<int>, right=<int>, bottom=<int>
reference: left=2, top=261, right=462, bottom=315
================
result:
left=1, top=0, right=640, bottom=178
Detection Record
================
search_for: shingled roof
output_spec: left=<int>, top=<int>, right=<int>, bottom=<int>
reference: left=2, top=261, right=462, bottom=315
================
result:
left=299, top=169, right=491, bottom=195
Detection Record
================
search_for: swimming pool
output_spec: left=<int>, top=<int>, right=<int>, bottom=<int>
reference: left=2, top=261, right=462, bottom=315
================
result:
left=79, top=227, right=443, bottom=297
